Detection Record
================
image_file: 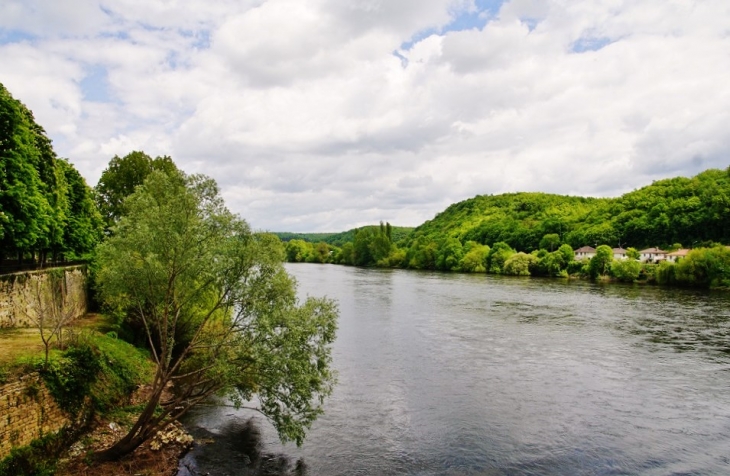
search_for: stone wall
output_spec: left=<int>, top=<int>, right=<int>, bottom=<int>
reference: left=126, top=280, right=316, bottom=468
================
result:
left=0, top=373, right=69, bottom=458
left=0, top=266, right=87, bottom=328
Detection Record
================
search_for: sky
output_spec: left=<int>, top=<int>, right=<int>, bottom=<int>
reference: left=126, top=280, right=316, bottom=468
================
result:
left=1, top=0, right=729, bottom=232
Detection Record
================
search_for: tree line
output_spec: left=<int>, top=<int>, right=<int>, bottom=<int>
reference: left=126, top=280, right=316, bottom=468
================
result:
left=1, top=83, right=103, bottom=265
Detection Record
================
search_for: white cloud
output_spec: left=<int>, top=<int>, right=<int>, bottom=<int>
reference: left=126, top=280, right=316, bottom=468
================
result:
left=1, top=0, right=729, bottom=232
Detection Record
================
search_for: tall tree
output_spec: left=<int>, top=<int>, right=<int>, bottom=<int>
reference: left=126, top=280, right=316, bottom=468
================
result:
left=94, top=170, right=337, bottom=461
left=0, top=82, right=54, bottom=260
left=95, top=151, right=179, bottom=229
left=57, top=159, right=104, bottom=258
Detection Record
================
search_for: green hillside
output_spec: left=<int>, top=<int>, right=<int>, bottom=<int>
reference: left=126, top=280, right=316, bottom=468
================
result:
left=406, top=167, right=730, bottom=252
left=275, top=225, right=414, bottom=247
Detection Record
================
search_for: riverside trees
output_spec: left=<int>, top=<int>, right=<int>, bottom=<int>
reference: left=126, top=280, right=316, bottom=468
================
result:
left=94, top=170, right=338, bottom=460
left=0, top=83, right=102, bottom=263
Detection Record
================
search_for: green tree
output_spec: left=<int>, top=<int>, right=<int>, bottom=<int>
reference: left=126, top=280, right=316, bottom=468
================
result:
left=352, top=228, right=374, bottom=266
left=610, top=259, right=641, bottom=282
left=459, top=242, right=489, bottom=272
left=503, top=252, right=537, bottom=276
left=674, top=246, right=730, bottom=288
left=338, top=242, right=355, bottom=265
left=95, top=151, right=179, bottom=229
left=57, top=159, right=104, bottom=258
left=285, top=239, right=312, bottom=262
left=539, top=233, right=561, bottom=252
left=94, top=171, right=338, bottom=460
left=309, top=242, right=331, bottom=263
left=589, top=245, right=613, bottom=278
left=626, top=247, right=640, bottom=260
left=0, top=82, right=55, bottom=260
left=557, top=243, right=574, bottom=264
left=436, top=237, right=464, bottom=271
left=487, top=242, right=515, bottom=274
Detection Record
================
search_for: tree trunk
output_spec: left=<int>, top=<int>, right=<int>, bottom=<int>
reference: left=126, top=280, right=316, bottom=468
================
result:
left=93, top=383, right=166, bottom=462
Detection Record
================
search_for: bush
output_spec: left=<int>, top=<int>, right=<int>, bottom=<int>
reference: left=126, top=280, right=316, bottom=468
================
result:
left=39, top=344, right=101, bottom=416
left=656, top=261, right=676, bottom=285
left=503, top=252, right=537, bottom=276
left=610, top=259, right=641, bottom=283
left=0, top=430, right=68, bottom=476
left=675, top=246, right=730, bottom=288
left=38, top=332, right=152, bottom=417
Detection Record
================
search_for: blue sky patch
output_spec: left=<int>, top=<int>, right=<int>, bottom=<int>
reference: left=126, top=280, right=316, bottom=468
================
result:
left=571, top=36, right=614, bottom=53
left=0, top=29, right=37, bottom=44
left=400, top=0, right=504, bottom=51
left=80, top=65, right=112, bottom=103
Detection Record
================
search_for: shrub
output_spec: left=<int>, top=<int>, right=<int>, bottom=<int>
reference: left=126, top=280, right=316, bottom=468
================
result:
left=503, top=252, right=537, bottom=276
left=610, top=259, right=642, bottom=283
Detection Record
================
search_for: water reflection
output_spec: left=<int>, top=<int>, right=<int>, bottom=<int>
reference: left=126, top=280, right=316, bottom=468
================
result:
left=178, top=418, right=306, bottom=476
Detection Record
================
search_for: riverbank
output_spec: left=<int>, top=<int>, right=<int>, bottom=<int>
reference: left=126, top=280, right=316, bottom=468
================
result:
left=55, top=383, right=193, bottom=476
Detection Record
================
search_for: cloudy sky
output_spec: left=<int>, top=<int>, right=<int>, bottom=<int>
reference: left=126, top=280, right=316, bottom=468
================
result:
left=1, top=0, right=729, bottom=232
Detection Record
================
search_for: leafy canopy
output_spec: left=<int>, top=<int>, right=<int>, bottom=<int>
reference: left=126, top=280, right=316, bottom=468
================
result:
left=94, top=170, right=338, bottom=460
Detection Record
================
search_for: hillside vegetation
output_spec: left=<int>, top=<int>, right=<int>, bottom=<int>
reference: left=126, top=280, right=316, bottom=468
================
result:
left=407, top=168, right=730, bottom=251
left=282, top=167, right=730, bottom=287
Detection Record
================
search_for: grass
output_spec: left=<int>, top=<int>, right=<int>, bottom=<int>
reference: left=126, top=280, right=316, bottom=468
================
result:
left=0, top=328, right=45, bottom=365
left=0, top=313, right=117, bottom=374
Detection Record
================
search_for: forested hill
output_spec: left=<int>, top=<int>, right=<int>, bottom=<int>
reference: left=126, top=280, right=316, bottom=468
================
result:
left=407, top=167, right=730, bottom=251
left=409, top=193, right=603, bottom=251
left=275, top=225, right=414, bottom=247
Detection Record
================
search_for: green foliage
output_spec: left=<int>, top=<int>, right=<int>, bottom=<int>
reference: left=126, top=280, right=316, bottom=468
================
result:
left=94, top=170, right=338, bottom=458
left=0, top=82, right=100, bottom=260
left=459, top=242, right=489, bottom=272
left=539, top=233, right=561, bottom=251
left=589, top=245, right=613, bottom=278
left=275, top=225, right=414, bottom=248
left=567, top=258, right=588, bottom=276
left=406, top=236, right=438, bottom=270
left=0, top=430, right=69, bottom=476
left=532, top=250, right=567, bottom=277
left=286, top=239, right=313, bottom=263
left=29, top=331, right=151, bottom=419
left=674, top=246, right=730, bottom=288
left=558, top=243, right=574, bottom=264
left=503, top=252, right=537, bottom=276
left=397, top=168, right=730, bottom=257
left=487, top=242, right=515, bottom=274
left=610, top=259, right=642, bottom=282
left=626, top=247, right=640, bottom=260
left=39, top=343, right=101, bottom=416
left=94, top=151, right=179, bottom=229
left=656, top=260, right=676, bottom=285
left=436, top=237, right=464, bottom=271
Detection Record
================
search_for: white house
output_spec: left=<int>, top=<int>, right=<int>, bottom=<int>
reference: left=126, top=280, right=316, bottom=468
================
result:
left=574, top=246, right=596, bottom=260
left=612, top=247, right=628, bottom=260
left=666, top=249, right=690, bottom=263
left=639, top=247, right=667, bottom=263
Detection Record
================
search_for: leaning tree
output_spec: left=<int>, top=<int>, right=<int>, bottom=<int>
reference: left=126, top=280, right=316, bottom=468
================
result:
left=94, top=170, right=338, bottom=460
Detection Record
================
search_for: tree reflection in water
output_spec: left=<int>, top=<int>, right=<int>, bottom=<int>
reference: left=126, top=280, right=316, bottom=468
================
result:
left=178, top=418, right=306, bottom=476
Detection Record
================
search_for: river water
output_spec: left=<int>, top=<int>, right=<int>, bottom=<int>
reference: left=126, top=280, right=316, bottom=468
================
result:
left=179, top=264, right=730, bottom=475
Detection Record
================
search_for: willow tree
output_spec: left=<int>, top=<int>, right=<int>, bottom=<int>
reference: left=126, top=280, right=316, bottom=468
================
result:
left=94, top=170, right=338, bottom=461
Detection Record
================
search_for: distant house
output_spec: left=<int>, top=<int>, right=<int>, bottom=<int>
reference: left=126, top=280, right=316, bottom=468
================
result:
left=666, top=249, right=690, bottom=263
left=574, top=246, right=596, bottom=260
left=612, top=247, right=628, bottom=260
left=639, top=247, right=667, bottom=263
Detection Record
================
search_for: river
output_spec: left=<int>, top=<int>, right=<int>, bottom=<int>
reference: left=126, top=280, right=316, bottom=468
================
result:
left=178, top=264, right=730, bottom=475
